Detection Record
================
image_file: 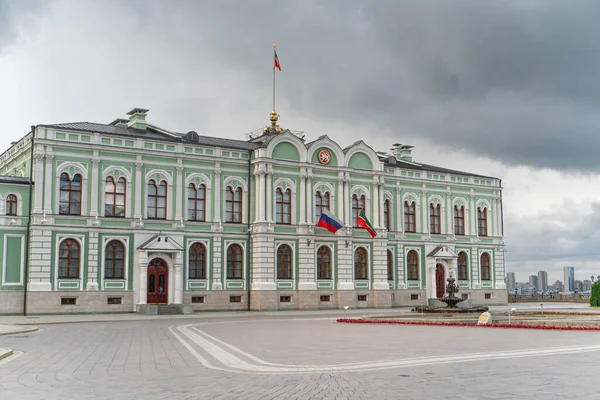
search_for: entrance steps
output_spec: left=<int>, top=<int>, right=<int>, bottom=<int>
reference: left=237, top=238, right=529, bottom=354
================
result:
left=137, top=304, right=194, bottom=315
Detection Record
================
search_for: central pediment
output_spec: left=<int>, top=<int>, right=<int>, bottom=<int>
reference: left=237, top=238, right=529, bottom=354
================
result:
left=138, top=235, right=184, bottom=251
left=427, top=246, right=458, bottom=259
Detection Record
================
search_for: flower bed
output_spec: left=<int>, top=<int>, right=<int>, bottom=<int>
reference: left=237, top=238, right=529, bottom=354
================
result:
left=511, top=311, right=600, bottom=316
left=336, top=318, right=600, bottom=331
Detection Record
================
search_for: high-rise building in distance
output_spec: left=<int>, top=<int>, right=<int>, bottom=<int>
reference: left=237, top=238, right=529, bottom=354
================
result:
left=506, top=272, right=516, bottom=290
left=563, top=266, right=575, bottom=293
left=537, top=270, right=548, bottom=292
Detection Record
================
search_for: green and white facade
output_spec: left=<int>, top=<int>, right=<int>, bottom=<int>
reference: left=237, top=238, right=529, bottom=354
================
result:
left=0, top=108, right=507, bottom=314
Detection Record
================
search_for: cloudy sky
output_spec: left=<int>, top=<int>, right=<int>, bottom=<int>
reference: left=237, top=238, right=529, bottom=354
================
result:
left=1, top=0, right=599, bottom=283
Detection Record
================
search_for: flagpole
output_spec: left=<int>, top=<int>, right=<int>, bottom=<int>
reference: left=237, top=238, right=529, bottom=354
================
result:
left=272, top=42, right=276, bottom=112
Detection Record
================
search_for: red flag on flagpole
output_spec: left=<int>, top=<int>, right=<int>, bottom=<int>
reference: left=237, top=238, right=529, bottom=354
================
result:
left=274, top=46, right=282, bottom=71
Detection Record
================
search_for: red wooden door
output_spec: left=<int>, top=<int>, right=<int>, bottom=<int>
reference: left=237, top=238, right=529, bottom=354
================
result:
left=147, top=258, right=168, bottom=304
left=435, top=264, right=445, bottom=298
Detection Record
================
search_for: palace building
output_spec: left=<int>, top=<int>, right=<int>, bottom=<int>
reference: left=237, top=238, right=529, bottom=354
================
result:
left=0, top=108, right=507, bottom=314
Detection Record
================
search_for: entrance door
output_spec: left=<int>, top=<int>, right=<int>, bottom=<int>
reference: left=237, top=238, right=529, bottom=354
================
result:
left=147, top=258, right=168, bottom=304
left=435, top=264, right=445, bottom=298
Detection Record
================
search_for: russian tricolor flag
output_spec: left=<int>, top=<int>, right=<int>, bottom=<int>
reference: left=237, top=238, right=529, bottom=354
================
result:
left=316, top=209, right=344, bottom=234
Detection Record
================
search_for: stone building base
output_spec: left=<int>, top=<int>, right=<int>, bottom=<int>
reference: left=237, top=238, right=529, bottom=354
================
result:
left=1, top=289, right=508, bottom=314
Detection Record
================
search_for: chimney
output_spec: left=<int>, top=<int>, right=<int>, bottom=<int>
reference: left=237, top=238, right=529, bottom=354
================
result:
left=391, top=143, right=414, bottom=162
left=109, top=118, right=129, bottom=127
left=126, top=108, right=149, bottom=130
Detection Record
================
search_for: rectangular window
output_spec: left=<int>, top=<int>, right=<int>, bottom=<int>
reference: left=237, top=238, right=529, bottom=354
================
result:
left=410, top=294, right=420, bottom=300
left=225, top=187, right=242, bottom=223
left=279, top=295, right=291, bottom=303
left=230, top=295, right=242, bottom=303
left=484, top=293, right=492, bottom=299
left=430, top=204, right=441, bottom=234
left=191, top=296, right=205, bottom=304
left=478, top=207, right=488, bottom=236
left=107, top=297, right=122, bottom=305
left=404, top=201, right=416, bottom=233
left=357, top=294, right=368, bottom=302
left=454, top=205, right=465, bottom=235
left=320, top=295, right=331, bottom=302
left=462, top=293, right=469, bottom=300
left=61, top=297, right=77, bottom=305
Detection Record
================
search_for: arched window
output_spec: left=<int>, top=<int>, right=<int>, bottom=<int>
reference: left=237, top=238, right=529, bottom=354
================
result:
left=458, top=251, right=468, bottom=280
left=277, top=244, right=293, bottom=279
left=407, top=250, right=419, bottom=280
left=430, top=203, right=441, bottom=234
left=226, top=244, right=243, bottom=279
left=383, top=199, right=391, bottom=231
left=387, top=250, right=394, bottom=281
left=225, top=186, right=242, bottom=223
left=314, top=191, right=330, bottom=221
left=275, top=188, right=291, bottom=224
left=477, top=207, right=488, bottom=237
left=354, top=247, right=368, bottom=280
left=105, top=240, right=125, bottom=279
left=481, top=252, right=491, bottom=280
left=6, top=194, right=17, bottom=216
left=188, top=183, right=206, bottom=221
left=454, top=205, right=465, bottom=235
left=352, top=194, right=365, bottom=227
left=404, top=201, right=416, bottom=233
left=105, top=176, right=126, bottom=217
left=189, top=242, right=206, bottom=279
left=58, top=239, right=80, bottom=278
left=317, top=246, right=331, bottom=280
left=59, top=173, right=82, bottom=215
left=147, top=179, right=167, bottom=219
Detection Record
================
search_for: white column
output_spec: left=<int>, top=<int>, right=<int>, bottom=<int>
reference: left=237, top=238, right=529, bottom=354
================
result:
left=497, top=193, right=504, bottom=236
left=378, top=182, right=385, bottom=230
left=372, top=177, right=379, bottom=228
left=299, top=171, right=306, bottom=225
left=306, top=169, right=313, bottom=224
left=396, top=185, right=402, bottom=232
left=470, top=193, right=476, bottom=236
left=175, top=162, right=183, bottom=221
left=446, top=189, right=453, bottom=235
left=139, top=252, right=148, bottom=305
left=33, top=153, right=45, bottom=214
left=213, top=167, right=221, bottom=222
left=429, top=265, right=436, bottom=299
left=337, top=176, right=344, bottom=223
left=90, top=156, right=100, bottom=217
left=174, top=253, right=183, bottom=304
left=266, top=165, right=273, bottom=222
left=134, top=160, right=143, bottom=219
left=42, top=152, right=53, bottom=215
left=344, top=175, right=351, bottom=225
left=421, top=189, right=429, bottom=235
left=258, top=168, right=266, bottom=221
left=253, top=166, right=260, bottom=223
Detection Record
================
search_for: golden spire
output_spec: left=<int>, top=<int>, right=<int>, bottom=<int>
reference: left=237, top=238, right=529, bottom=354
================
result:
left=264, top=110, right=283, bottom=134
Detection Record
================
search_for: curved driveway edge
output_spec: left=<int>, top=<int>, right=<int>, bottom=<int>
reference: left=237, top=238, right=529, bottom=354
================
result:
left=0, top=324, right=38, bottom=336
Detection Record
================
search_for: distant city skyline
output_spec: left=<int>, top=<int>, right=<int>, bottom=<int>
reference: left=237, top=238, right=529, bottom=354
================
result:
left=509, top=266, right=600, bottom=285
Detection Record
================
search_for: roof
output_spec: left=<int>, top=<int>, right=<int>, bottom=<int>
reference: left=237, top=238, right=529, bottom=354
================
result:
left=381, top=156, right=495, bottom=179
left=39, top=120, right=495, bottom=179
left=0, top=175, right=30, bottom=185
left=39, top=122, right=259, bottom=151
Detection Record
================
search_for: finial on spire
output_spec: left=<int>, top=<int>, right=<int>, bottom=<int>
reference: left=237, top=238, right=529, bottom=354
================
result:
left=264, top=110, right=283, bottom=134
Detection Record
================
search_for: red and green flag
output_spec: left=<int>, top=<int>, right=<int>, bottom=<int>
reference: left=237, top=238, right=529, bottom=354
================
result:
left=357, top=210, right=377, bottom=238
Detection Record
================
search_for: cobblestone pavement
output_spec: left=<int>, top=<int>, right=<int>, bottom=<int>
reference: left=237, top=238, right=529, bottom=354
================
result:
left=1, top=313, right=598, bottom=399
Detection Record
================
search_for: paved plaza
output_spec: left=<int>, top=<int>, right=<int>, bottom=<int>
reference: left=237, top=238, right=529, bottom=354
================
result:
left=0, top=306, right=599, bottom=399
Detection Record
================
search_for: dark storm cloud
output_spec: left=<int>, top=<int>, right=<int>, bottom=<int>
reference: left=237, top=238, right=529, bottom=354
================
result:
left=0, top=0, right=50, bottom=52
left=118, top=0, right=600, bottom=171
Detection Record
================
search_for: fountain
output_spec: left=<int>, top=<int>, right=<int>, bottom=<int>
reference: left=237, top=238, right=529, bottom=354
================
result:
left=437, top=274, right=463, bottom=308
left=412, top=272, right=489, bottom=314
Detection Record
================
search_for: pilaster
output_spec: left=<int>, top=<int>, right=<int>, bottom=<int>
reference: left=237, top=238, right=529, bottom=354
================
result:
left=42, top=152, right=54, bottom=215
left=33, top=153, right=45, bottom=214
left=134, top=159, right=143, bottom=219
left=266, top=164, right=273, bottom=222
left=213, top=165, right=221, bottom=222
left=90, top=155, right=100, bottom=216
left=175, top=161, right=183, bottom=222
left=306, top=168, right=313, bottom=224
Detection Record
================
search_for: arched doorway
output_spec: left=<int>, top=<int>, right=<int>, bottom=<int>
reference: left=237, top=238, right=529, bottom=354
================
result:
left=435, top=263, right=445, bottom=299
left=147, top=258, right=168, bottom=304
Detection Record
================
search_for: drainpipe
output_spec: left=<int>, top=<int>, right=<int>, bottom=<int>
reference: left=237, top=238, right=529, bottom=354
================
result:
left=23, top=125, right=36, bottom=316
left=246, top=150, right=253, bottom=311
